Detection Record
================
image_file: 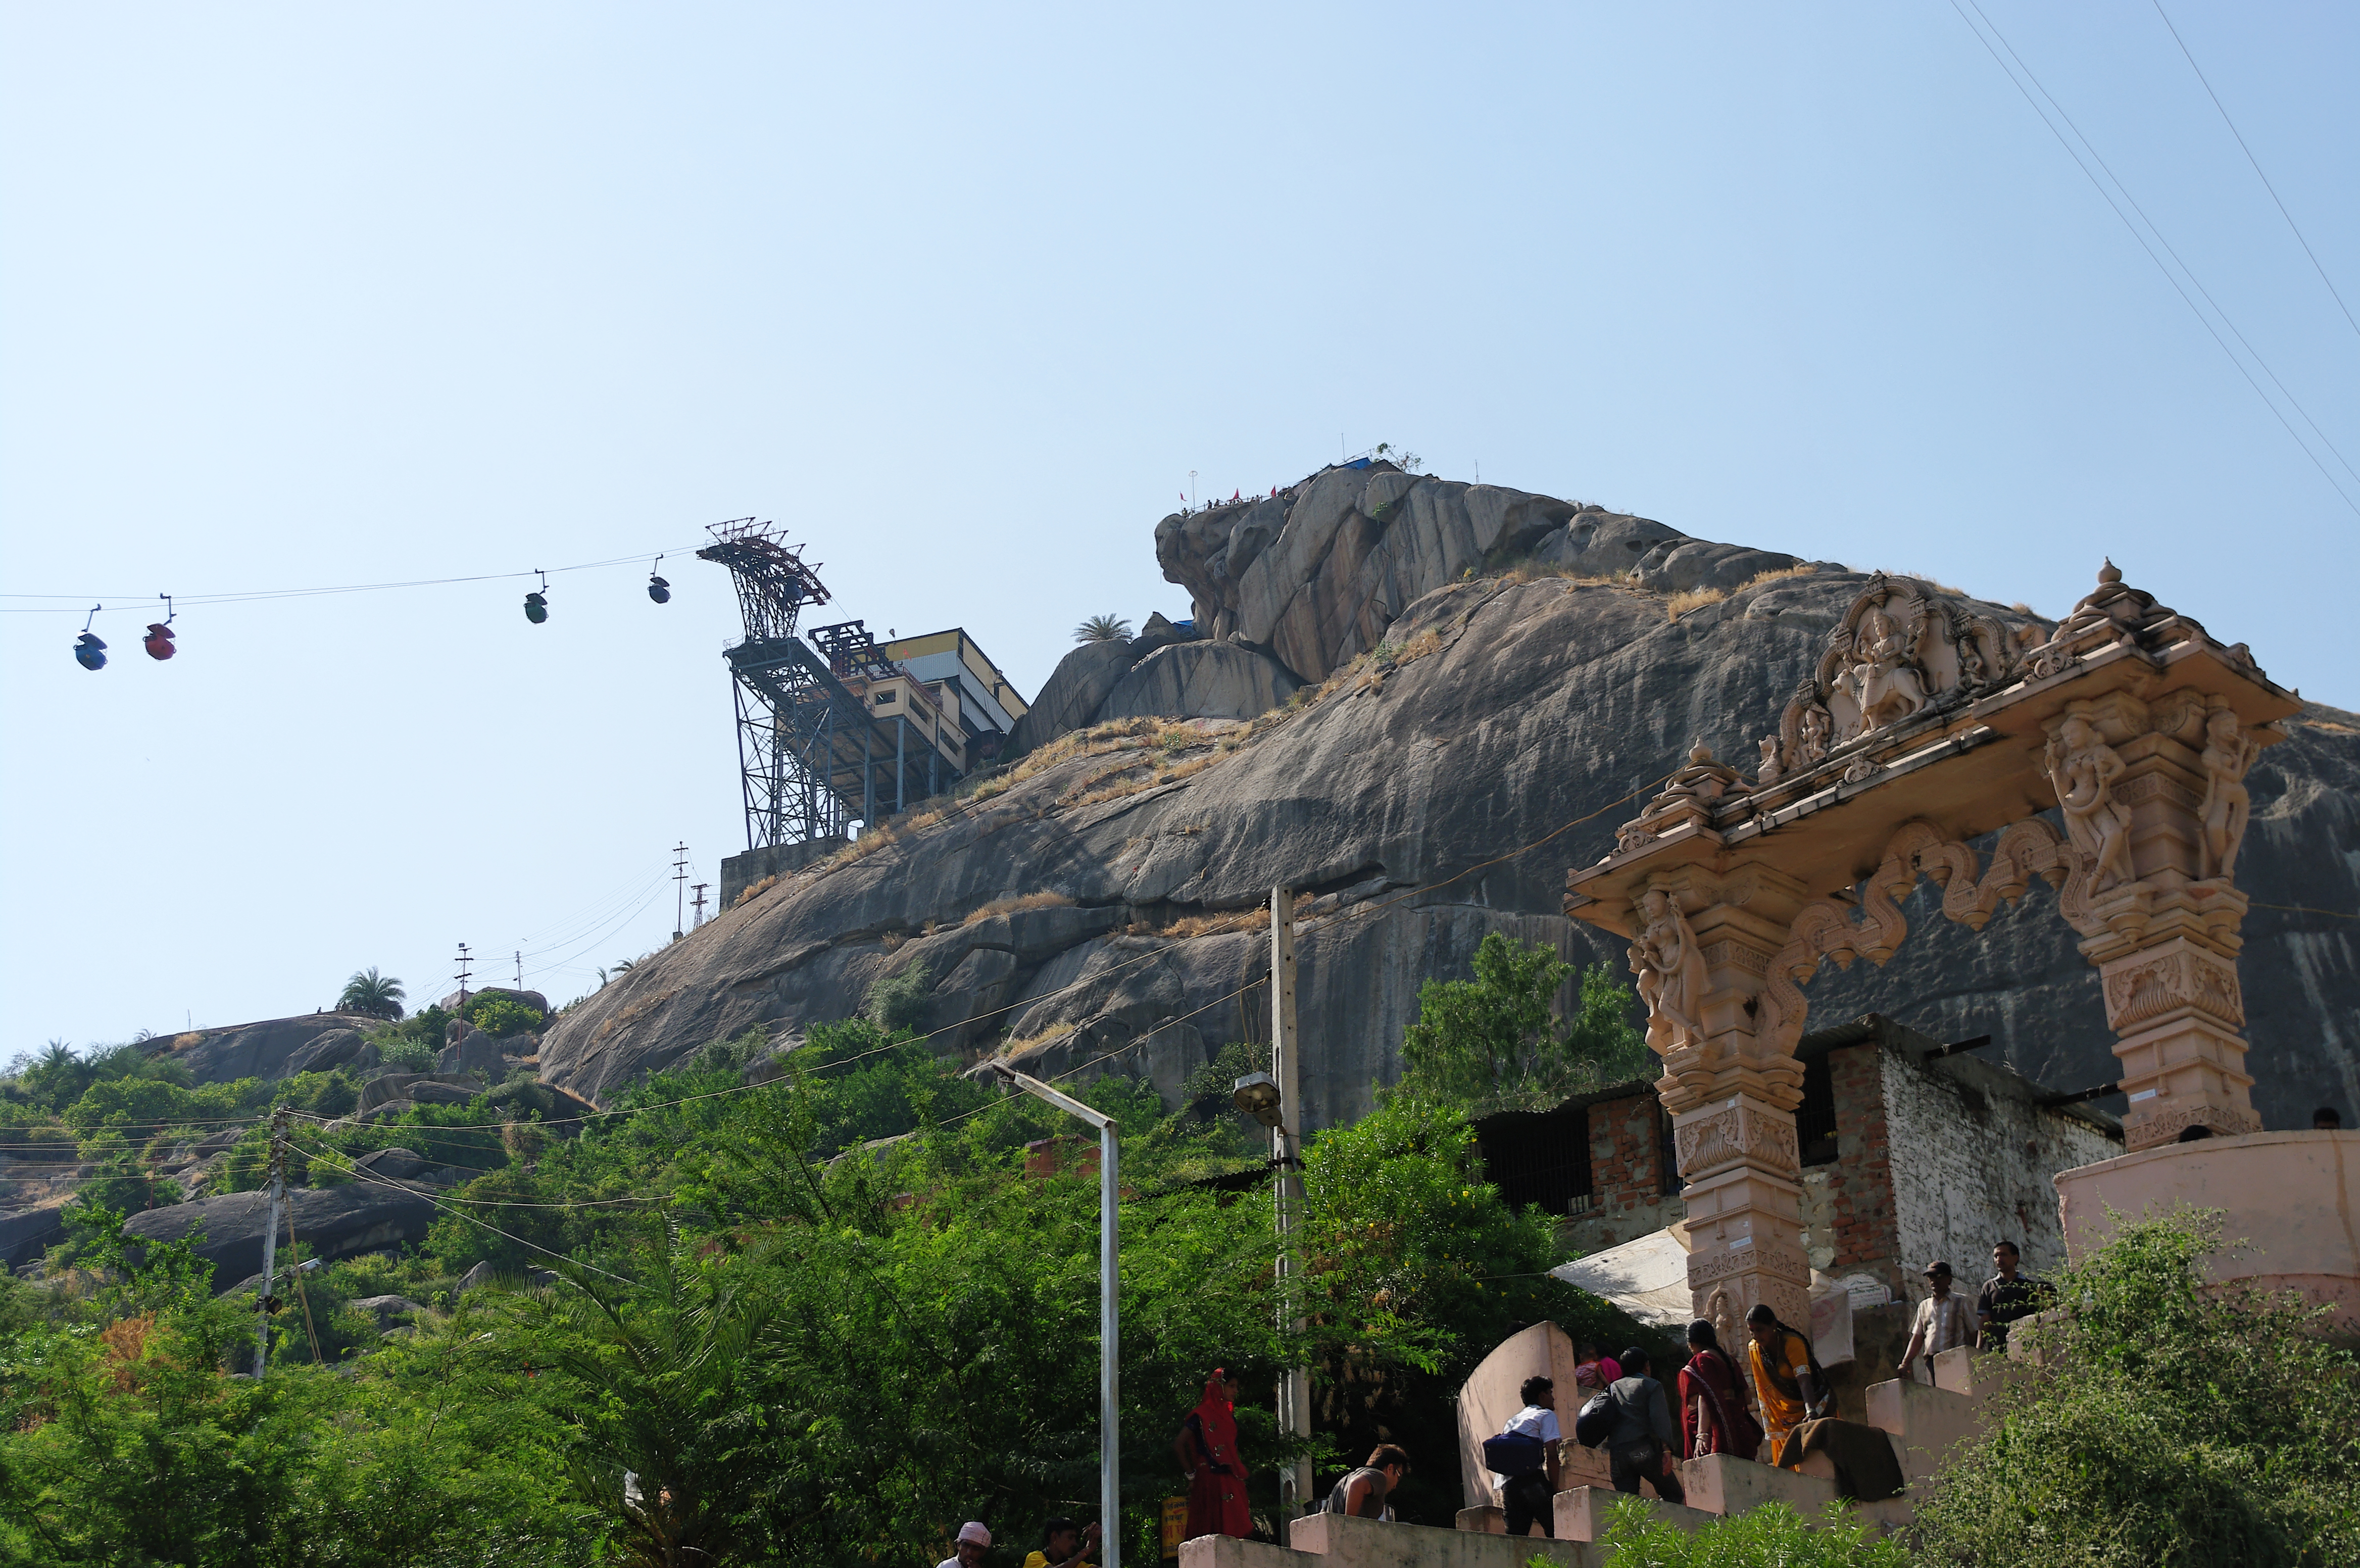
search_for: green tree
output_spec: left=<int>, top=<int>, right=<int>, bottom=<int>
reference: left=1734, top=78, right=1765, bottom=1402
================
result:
left=1913, top=1208, right=2360, bottom=1567
left=1072, top=614, right=1133, bottom=644
left=1397, top=933, right=1649, bottom=1110
left=338, top=967, right=408, bottom=1020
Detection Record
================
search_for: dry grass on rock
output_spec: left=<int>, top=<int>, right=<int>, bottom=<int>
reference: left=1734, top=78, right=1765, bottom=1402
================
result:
left=961, top=891, right=1076, bottom=927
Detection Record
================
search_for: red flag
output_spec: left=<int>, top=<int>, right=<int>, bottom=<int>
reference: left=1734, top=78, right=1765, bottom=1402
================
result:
left=1231, top=489, right=1240, bottom=502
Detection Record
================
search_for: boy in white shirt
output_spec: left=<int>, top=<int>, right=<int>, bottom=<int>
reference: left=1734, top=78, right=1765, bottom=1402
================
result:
left=1495, top=1375, right=1563, bottom=1537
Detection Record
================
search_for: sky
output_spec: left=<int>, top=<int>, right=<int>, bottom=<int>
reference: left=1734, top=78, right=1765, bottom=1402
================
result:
left=4, top=2, right=2355, bottom=1052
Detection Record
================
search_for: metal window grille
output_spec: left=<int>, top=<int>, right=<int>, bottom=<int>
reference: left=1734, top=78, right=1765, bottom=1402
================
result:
left=1796, top=1052, right=1840, bottom=1166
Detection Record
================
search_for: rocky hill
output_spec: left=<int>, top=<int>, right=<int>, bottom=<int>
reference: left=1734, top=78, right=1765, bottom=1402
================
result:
left=539, top=462, right=2360, bottom=1134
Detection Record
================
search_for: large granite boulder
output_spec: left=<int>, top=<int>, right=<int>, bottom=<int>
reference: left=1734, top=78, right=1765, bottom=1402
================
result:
left=0, top=1206, right=67, bottom=1269
left=124, top=1184, right=437, bottom=1293
left=539, top=492, right=2360, bottom=1138
left=438, top=1026, right=507, bottom=1079
left=1155, top=463, right=1813, bottom=685
left=1094, top=642, right=1302, bottom=723
left=287, top=1027, right=376, bottom=1076
left=172, top=1012, right=385, bottom=1086
left=1004, top=639, right=1138, bottom=757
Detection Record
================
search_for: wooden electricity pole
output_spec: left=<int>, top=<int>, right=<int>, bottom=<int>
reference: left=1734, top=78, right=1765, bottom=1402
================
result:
left=1270, top=886, right=1313, bottom=1515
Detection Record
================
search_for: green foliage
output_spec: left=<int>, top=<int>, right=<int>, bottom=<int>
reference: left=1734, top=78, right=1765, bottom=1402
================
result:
left=1569, top=1495, right=1908, bottom=1566
left=1294, top=1094, right=1670, bottom=1526
left=368, top=1003, right=451, bottom=1072
left=1397, top=933, right=1649, bottom=1111
left=862, top=961, right=933, bottom=1034
left=1073, top=613, right=1134, bottom=643
left=0, top=1224, right=587, bottom=1564
left=1912, top=1207, right=2360, bottom=1567
left=0, top=1011, right=1666, bottom=1564
left=466, top=995, right=546, bottom=1038
left=337, top=965, right=407, bottom=1020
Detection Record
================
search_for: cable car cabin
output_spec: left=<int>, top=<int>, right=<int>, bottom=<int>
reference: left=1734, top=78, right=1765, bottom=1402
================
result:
left=143, top=623, right=176, bottom=660
left=843, top=671, right=968, bottom=774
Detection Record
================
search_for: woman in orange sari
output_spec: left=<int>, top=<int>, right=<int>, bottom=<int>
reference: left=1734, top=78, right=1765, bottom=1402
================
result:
left=1677, top=1320, right=1764, bottom=1460
left=1174, top=1368, right=1252, bottom=1541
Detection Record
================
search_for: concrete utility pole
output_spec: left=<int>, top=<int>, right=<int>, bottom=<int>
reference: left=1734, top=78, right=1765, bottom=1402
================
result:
left=672, top=843, right=690, bottom=941
left=992, top=1065, right=1121, bottom=1568
left=454, top=944, right=473, bottom=1014
left=252, top=1105, right=288, bottom=1377
left=1269, top=885, right=1313, bottom=1515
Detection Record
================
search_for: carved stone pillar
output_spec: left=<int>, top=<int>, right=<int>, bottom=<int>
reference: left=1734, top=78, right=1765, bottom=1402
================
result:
left=2044, top=690, right=2264, bottom=1150
left=1626, top=861, right=1815, bottom=1330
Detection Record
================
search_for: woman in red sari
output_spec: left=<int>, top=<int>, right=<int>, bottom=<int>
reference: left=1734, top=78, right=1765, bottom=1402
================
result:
left=1677, top=1320, right=1765, bottom=1460
left=1174, top=1367, right=1252, bottom=1541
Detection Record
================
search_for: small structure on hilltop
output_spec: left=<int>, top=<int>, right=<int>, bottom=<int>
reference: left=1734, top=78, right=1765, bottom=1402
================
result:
left=1562, top=561, right=2352, bottom=1337
left=697, top=519, right=1026, bottom=906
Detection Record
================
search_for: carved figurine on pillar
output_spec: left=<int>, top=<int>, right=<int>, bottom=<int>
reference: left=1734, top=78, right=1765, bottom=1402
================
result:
left=2199, top=707, right=2262, bottom=880
left=1631, top=888, right=1709, bottom=1061
left=2046, top=715, right=2134, bottom=892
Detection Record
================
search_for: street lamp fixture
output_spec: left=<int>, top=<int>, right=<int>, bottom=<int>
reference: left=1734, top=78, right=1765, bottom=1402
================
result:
left=1232, top=1071, right=1284, bottom=1129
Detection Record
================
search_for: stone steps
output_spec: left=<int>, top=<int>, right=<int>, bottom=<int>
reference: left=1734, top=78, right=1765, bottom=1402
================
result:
left=1446, top=1345, right=2014, bottom=1549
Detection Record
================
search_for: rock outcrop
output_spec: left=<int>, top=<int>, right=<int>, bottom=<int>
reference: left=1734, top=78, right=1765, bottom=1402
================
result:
left=1155, top=463, right=1810, bottom=686
left=536, top=471, right=2360, bottom=1138
left=172, top=1012, right=385, bottom=1086
left=124, top=1183, right=437, bottom=1293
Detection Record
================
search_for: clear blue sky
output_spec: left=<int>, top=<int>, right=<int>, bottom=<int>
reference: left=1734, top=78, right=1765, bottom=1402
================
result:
left=4, top=3, right=2354, bottom=1052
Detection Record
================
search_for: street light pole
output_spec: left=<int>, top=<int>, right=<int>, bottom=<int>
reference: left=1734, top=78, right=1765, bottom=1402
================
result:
left=993, top=1066, right=1121, bottom=1568
left=1268, top=886, right=1313, bottom=1515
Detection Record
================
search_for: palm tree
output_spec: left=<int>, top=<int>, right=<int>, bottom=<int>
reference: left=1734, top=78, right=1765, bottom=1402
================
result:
left=1072, top=614, right=1133, bottom=644
left=337, top=967, right=407, bottom=1020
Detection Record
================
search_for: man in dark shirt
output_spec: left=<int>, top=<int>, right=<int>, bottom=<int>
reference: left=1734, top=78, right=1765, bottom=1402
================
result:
left=1606, top=1348, right=1687, bottom=1505
left=1975, top=1241, right=2051, bottom=1350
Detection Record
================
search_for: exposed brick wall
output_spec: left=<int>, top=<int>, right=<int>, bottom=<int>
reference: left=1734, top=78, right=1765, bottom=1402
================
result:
left=1564, top=1095, right=1682, bottom=1252
left=1821, top=1043, right=1902, bottom=1296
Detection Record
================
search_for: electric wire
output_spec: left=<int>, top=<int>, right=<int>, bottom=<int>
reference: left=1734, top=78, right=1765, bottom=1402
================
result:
left=0, top=543, right=709, bottom=615
left=1946, top=0, right=2360, bottom=516
left=299, top=1139, right=633, bottom=1283
left=2149, top=0, right=2360, bottom=348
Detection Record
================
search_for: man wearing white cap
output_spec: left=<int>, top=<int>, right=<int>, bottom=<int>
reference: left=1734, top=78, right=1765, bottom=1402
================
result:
left=939, top=1521, right=992, bottom=1568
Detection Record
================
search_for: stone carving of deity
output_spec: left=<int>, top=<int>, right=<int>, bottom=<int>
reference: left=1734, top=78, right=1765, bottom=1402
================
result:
left=1846, top=605, right=1930, bottom=736
left=1797, top=705, right=1832, bottom=766
left=2198, top=708, right=2263, bottom=879
left=1631, top=887, right=1710, bottom=1058
left=1756, top=735, right=1784, bottom=789
left=2046, top=715, right=2134, bottom=891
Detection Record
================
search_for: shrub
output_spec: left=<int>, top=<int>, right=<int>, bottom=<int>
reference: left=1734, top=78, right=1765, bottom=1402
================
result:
left=862, top=962, right=933, bottom=1035
left=465, top=996, right=545, bottom=1038
left=378, top=1035, right=437, bottom=1073
left=1911, top=1207, right=2360, bottom=1567
left=1565, top=1496, right=1907, bottom=1565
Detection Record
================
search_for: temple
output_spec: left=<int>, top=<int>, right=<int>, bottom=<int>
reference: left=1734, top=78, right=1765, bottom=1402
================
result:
left=1560, top=561, right=2353, bottom=1343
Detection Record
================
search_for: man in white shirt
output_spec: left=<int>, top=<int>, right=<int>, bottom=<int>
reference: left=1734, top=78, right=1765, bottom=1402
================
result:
left=1899, top=1260, right=1976, bottom=1382
left=1496, top=1375, right=1563, bottom=1538
left=938, top=1521, right=991, bottom=1568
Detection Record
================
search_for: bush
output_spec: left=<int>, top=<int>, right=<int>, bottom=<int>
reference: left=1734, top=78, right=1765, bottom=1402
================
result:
left=862, top=962, right=932, bottom=1035
left=1564, top=1496, right=1907, bottom=1565
left=466, top=996, right=545, bottom=1038
left=1912, top=1208, right=2360, bottom=1567
left=378, top=1035, right=437, bottom=1073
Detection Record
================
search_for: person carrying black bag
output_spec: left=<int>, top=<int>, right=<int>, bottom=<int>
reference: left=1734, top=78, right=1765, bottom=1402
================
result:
left=1604, top=1348, right=1686, bottom=1505
left=1480, top=1376, right=1562, bottom=1537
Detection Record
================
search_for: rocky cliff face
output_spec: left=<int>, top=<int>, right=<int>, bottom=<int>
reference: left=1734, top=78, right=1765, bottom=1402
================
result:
left=538, top=467, right=2360, bottom=1135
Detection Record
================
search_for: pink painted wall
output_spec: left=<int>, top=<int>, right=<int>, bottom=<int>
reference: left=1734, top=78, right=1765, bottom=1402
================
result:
left=2053, top=1130, right=2360, bottom=1328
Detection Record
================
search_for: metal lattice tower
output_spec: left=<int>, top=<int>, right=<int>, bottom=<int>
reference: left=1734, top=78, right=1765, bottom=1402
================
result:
left=696, top=518, right=844, bottom=849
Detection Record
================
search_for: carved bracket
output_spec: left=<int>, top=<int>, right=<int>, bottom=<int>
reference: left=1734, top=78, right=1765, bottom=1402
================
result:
left=1756, top=816, right=2068, bottom=1052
